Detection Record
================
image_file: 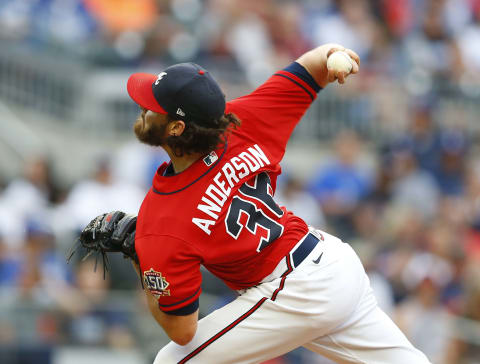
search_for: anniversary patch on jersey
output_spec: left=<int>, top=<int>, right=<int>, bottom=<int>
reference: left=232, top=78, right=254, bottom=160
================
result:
left=143, top=268, right=170, bottom=298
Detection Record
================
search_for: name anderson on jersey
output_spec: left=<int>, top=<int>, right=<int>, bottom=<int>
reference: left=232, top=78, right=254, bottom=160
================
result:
left=192, top=144, right=270, bottom=235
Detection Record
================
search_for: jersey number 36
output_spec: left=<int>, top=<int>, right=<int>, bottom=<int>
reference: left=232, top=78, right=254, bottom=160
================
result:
left=225, top=173, right=284, bottom=252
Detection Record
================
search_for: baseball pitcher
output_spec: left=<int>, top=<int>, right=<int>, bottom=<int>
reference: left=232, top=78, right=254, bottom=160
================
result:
left=75, top=43, right=432, bottom=363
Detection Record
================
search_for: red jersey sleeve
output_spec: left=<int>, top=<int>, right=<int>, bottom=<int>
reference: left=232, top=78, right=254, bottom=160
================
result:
left=136, top=234, right=202, bottom=313
left=227, top=62, right=321, bottom=164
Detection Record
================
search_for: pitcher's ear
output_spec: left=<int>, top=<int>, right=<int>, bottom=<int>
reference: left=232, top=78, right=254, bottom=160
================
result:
left=168, top=120, right=186, bottom=137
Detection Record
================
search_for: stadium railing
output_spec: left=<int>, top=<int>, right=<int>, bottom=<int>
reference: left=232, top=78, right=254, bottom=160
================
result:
left=1, top=43, right=480, bottom=141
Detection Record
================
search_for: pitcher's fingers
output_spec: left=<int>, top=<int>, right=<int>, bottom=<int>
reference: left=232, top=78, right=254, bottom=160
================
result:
left=328, top=69, right=337, bottom=83
left=337, top=72, right=346, bottom=84
left=327, top=47, right=344, bottom=59
left=345, top=49, right=360, bottom=67
left=350, top=60, right=359, bottom=74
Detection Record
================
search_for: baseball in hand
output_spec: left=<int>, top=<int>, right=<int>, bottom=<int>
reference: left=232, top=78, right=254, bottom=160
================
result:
left=327, top=51, right=353, bottom=74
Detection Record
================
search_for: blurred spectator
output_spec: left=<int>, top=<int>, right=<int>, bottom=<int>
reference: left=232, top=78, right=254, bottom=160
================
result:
left=64, top=258, right=135, bottom=348
left=0, top=234, right=21, bottom=289
left=355, top=243, right=395, bottom=315
left=17, top=220, right=72, bottom=306
left=442, top=0, right=472, bottom=36
left=59, top=156, right=144, bottom=231
left=267, top=2, right=311, bottom=64
left=380, top=0, right=415, bottom=38
left=0, top=156, right=58, bottom=247
left=307, top=130, right=373, bottom=238
left=377, top=207, right=431, bottom=301
left=0, top=219, right=75, bottom=351
left=351, top=201, right=383, bottom=244
left=34, top=0, right=98, bottom=45
left=84, top=0, right=157, bottom=61
left=389, top=146, right=440, bottom=220
left=0, top=0, right=33, bottom=41
left=0, top=0, right=99, bottom=51
left=224, top=1, right=277, bottom=86
left=464, top=158, right=480, bottom=252
left=401, top=0, right=465, bottom=84
left=388, top=98, right=469, bottom=197
left=310, top=0, right=376, bottom=61
left=275, top=175, right=325, bottom=229
left=435, top=129, right=469, bottom=196
left=445, top=264, right=480, bottom=364
left=457, top=4, right=480, bottom=75
left=112, top=141, right=169, bottom=190
left=349, top=200, right=396, bottom=314
left=400, top=101, right=442, bottom=174
left=84, top=0, right=157, bottom=35
left=395, top=252, right=454, bottom=363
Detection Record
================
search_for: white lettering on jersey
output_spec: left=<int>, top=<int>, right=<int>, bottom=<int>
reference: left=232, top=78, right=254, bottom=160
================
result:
left=192, top=144, right=270, bottom=235
left=222, top=162, right=239, bottom=187
left=198, top=196, right=221, bottom=219
left=248, top=145, right=269, bottom=166
left=239, top=152, right=260, bottom=172
left=205, top=184, right=227, bottom=206
left=231, top=157, right=249, bottom=179
left=214, top=172, right=231, bottom=197
left=192, top=217, right=215, bottom=235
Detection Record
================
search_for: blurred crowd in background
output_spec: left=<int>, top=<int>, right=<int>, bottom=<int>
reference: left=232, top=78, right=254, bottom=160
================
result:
left=1, top=0, right=480, bottom=86
left=1, top=0, right=480, bottom=363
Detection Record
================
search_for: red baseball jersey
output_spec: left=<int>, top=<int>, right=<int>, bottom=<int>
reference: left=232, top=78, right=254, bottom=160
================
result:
left=136, top=63, right=320, bottom=314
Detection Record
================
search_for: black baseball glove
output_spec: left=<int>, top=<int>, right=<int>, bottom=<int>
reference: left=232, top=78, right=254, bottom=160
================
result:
left=68, top=211, right=138, bottom=276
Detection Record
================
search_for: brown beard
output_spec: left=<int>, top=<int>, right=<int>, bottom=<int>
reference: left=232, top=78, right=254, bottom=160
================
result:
left=133, top=113, right=168, bottom=146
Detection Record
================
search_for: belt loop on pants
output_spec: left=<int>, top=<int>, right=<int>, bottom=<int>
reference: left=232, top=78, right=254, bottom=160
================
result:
left=290, top=232, right=320, bottom=268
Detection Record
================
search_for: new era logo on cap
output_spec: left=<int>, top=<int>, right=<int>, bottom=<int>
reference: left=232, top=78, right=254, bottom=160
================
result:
left=127, top=63, right=226, bottom=126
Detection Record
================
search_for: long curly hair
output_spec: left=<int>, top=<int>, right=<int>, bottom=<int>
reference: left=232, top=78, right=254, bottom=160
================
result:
left=165, top=113, right=240, bottom=157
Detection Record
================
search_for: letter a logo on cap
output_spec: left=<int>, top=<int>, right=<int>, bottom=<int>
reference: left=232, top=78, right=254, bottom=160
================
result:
left=155, top=72, right=167, bottom=85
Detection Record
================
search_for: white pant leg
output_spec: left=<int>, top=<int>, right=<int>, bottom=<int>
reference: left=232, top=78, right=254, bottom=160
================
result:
left=153, top=285, right=321, bottom=364
left=154, top=233, right=431, bottom=364
left=153, top=236, right=362, bottom=364
left=303, top=241, right=432, bottom=364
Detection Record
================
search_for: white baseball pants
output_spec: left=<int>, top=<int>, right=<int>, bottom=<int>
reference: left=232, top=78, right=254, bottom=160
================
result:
left=153, top=229, right=432, bottom=364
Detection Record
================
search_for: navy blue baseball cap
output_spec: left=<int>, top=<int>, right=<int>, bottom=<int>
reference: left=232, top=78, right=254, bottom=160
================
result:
left=127, top=62, right=226, bottom=125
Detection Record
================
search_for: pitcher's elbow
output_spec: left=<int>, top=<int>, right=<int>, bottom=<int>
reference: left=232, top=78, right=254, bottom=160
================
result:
left=171, top=330, right=195, bottom=346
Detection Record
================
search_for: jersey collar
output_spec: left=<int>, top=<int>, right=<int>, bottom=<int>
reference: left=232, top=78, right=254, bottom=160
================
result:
left=152, top=143, right=227, bottom=195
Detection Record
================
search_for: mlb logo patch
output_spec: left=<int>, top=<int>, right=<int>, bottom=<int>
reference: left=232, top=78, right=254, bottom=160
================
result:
left=203, top=151, right=218, bottom=166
